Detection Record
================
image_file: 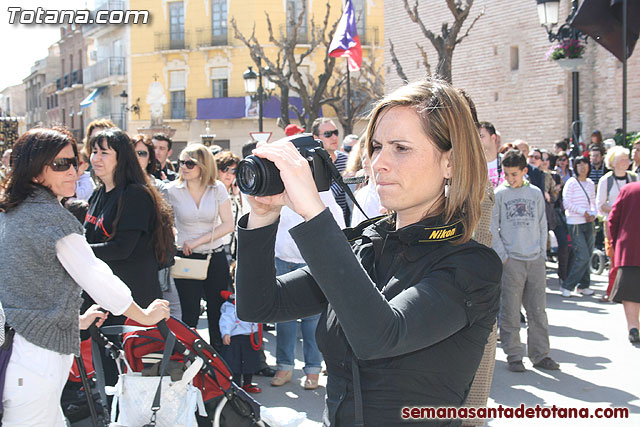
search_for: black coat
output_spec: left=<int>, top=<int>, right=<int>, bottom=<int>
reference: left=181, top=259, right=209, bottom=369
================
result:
left=236, top=210, right=502, bottom=426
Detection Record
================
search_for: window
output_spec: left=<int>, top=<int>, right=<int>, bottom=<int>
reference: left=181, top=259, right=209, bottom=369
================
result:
left=171, top=91, right=186, bottom=119
left=170, top=70, right=186, bottom=119
left=211, top=0, right=227, bottom=45
left=169, top=2, right=185, bottom=49
left=286, top=0, right=307, bottom=42
left=353, top=0, right=365, bottom=41
left=216, top=139, right=230, bottom=150
left=510, top=46, right=519, bottom=71
left=55, top=94, right=58, bottom=107
left=62, top=108, right=66, bottom=125
left=212, top=78, right=228, bottom=98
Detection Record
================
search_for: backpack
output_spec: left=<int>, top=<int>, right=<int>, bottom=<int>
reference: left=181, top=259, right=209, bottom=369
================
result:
left=605, top=171, right=638, bottom=202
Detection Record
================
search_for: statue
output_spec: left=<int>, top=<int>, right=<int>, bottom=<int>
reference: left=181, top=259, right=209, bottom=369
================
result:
left=146, top=81, right=167, bottom=128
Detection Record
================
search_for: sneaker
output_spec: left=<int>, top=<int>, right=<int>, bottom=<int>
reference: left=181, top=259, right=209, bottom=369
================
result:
left=629, top=328, right=640, bottom=343
left=577, top=288, right=594, bottom=296
left=561, top=289, right=572, bottom=297
left=533, top=357, right=560, bottom=371
left=507, top=361, right=526, bottom=372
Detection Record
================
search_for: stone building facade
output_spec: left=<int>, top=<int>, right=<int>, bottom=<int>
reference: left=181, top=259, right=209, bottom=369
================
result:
left=384, top=0, right=639, bottom=149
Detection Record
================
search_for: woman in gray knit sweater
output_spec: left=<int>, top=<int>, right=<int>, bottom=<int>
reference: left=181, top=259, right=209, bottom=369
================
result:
left=0, top=128, right=170, bottom=426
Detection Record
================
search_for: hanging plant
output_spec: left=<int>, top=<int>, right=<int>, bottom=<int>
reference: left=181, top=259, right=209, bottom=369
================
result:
left=546, top=39, right=585, bottom=61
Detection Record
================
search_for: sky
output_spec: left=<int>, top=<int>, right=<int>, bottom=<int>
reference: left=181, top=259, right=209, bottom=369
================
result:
left=0, top=0, right=90, bottom=90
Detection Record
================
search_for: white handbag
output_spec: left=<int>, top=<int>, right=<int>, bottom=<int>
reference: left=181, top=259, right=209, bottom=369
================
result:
left=107, top=334, right=207, bottom=427
left=170, top=254, right=211, bottom=280
left=171, top=223, right=216, bottom=280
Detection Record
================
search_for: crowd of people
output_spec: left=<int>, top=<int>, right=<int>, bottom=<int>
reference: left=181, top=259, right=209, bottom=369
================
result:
left=482, top=122, right=640, bottom=364
left=0, top=76, right=638, bottom=425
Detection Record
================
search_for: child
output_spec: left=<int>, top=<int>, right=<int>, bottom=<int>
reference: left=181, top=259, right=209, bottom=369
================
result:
left=219, top=290, right=262, bottom=393
left=490, top=149, right=560, bottom=373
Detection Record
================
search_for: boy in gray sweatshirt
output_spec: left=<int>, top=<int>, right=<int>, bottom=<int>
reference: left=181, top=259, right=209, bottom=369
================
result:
left=490, top=149, right=559, bottom=373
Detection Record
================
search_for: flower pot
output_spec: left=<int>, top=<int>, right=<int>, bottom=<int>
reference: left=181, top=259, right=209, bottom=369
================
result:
left=555, top=58, right=585, bottom=72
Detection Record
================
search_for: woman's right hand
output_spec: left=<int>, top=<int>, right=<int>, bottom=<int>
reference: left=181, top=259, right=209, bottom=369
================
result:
left=140, top=299, right=170, bottom=325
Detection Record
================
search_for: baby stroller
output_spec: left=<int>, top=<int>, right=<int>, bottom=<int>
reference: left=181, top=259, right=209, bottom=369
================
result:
left=91, top=317, right=267, bottom=427
left=590, top=217, right=610, bottom=275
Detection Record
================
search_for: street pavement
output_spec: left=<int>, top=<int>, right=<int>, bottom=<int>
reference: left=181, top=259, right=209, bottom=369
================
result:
left=198, top=262, right=640, bottom=426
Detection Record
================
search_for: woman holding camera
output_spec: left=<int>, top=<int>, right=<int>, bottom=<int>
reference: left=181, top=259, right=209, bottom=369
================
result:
left=166, top=144, right=234, bottom=348
left=235, top=79, right=502, bottom=426
left=0, top=128, right=169, bottom=426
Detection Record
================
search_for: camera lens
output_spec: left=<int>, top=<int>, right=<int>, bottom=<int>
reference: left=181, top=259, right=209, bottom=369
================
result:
left=236, top=155, right=285, bottom=196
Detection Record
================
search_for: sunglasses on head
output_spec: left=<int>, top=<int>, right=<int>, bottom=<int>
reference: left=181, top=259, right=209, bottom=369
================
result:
left=322, top=129, right=339, bottom=138
left=49, top=157, right=78, bottom=172
left=135, top=150, right=149, bottom=158
left=179, top=159, right=198, bottom=169
left=221, top=166, right=237, bottom=174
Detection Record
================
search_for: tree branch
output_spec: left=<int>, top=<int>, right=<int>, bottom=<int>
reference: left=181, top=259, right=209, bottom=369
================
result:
left=389, top=39, right=409, bottom=83
left=456, top=8, right=483, bottom=45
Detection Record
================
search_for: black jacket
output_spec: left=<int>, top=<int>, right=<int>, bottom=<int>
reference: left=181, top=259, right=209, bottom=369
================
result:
left=236, top=209, right=501, bottom=426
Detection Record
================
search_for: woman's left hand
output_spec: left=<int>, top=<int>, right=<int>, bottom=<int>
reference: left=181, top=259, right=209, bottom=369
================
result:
left=79, top=304, right=108, bottom=330
left=251, top=140, right=326, bottom=221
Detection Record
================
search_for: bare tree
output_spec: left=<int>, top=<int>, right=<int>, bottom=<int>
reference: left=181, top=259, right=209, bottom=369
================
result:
left=390, top=0, right=483, bottom=83
left=325, top=54, right=384, bottom=135
left=231, top=1, right=340, bottom=130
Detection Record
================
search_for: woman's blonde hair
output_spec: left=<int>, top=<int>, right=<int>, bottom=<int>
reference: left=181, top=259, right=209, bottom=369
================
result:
left=364, top=78, right=488, bottom=244
left=605, top=145, right=630, bottom=170
left=178, top=143, right=218, bottom=186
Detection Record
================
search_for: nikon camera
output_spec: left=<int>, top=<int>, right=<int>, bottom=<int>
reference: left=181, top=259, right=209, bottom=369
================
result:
left=236, top=134, right=333, bottom=197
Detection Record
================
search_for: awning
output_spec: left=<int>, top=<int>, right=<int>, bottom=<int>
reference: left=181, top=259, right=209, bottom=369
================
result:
left=80, top=87, right=105, bottom=108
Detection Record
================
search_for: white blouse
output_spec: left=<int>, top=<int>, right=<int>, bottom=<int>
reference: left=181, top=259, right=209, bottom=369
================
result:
left=165, top=180, right=229, bottom=253
left=55, top=233, right=133, bottom=316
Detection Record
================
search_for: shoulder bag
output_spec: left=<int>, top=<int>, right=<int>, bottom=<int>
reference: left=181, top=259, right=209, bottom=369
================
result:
left=171, top=232, right=214, bottom=280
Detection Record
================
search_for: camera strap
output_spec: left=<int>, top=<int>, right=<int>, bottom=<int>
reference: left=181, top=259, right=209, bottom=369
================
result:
left=317, top=149, right=370, bottom=223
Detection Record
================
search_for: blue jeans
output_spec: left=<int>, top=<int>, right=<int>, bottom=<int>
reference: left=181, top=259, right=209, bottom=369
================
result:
left=563, top=222, right=595, bottom=291
left=274, top=257, right=323, bottom=374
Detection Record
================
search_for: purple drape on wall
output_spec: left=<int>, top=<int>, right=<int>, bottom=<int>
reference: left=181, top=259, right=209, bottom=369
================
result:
left=196, top=96, right=320, bottom=120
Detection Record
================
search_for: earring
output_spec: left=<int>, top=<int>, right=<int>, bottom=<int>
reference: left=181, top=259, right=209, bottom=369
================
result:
left=444, top=178, right=450, bottom=198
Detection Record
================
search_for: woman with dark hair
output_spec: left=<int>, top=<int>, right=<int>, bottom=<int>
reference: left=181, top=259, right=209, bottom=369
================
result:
left=562, top=156, right=597, bottom=297
left=131, top=133, right=166, bottom=191
left=235, top=78, right=502, bottom=425
left=0, top=128, right=169, bottom=425
left=86, top=129, right=174, bottom=306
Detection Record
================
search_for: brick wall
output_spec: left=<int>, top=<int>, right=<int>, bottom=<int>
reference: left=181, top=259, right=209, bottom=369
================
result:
left=385, top=0, right=639, bottom=150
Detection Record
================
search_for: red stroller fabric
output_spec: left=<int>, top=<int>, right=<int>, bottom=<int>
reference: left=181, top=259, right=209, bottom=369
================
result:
left=122, top=317, right=232, bottom=403
left=68, top=339, right=95, bottom=382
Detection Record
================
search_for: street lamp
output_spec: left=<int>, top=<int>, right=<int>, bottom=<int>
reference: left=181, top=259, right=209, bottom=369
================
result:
left=120, top=90, right=128, bottom=131
left=536, top=0, right=588, bottom=154
left=243, top=56, right=276, bottom=133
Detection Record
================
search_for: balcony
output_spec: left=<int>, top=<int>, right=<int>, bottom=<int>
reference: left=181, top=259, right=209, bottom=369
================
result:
left=56, top=78, right=62, bottom=91
left=72, top=69, right=83, bottom=86
left=64, top=74, right=71, bottom=88
left=164, top=99, right=193, bottom=120
left=195, top=27, right=228, bottom=47
left=154, top=31, right=191, bottom=51
left=360, top=26, right=379, bottom=46
left=83, top=57, right=126, bottom=85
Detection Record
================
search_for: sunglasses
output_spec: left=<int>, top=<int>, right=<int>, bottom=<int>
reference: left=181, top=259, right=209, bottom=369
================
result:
left=179, top=159, right=198, bottom=169
left=135, top=150, right=149, bottom=158
left=49, top=157, right=78, bottom=172
left=558, top=158, right=568, bottom=161
left=528, top=154, right=541, bottom=160
left=322, top=129, right=339, bottom=138
left=221, top=166, right=237, bottom=174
